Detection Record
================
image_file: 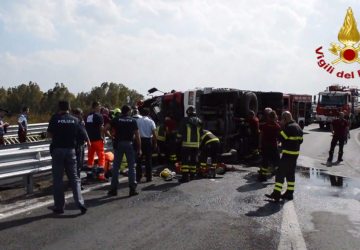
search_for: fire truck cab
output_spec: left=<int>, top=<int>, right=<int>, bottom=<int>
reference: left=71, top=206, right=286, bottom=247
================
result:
left=283, top=94, right=313, bottom=129
left=315, top=84, right=360, bottom=129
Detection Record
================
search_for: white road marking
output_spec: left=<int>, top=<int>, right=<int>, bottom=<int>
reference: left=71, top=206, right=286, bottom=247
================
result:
left=0, top=177, right=127, bottom=221
left=278, top=201, right=307, bottom=250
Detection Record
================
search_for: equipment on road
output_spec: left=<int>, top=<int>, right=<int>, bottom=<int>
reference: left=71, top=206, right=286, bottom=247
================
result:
left=315, top=84, right=360, bottom=129
left=159, top=168, right=176, bottom=181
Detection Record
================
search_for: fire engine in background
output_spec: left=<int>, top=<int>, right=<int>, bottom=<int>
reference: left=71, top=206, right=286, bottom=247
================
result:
left=283, top=94, right=313, bottom=129
left=315, top=84, right=360, bottom=129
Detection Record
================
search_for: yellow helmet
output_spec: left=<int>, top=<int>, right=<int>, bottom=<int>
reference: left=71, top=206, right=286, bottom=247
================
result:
left=159, top=168, right=175, bottom=181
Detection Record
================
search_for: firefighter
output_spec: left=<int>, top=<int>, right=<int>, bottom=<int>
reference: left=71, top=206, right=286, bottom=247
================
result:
left=234, top=110, right=260, bottom=159
left=164, top=113, right=178, bottom=164
left=199, top=129, right=219, bottom=177
left=327, top=112, right=348, bottom=162
left=258, top=111, right=281, bottom=182
left=265, top=111, right=303, bottom=201
left=177, top=106, right=203, bottom=182
left=156, top=122, right=166, bottom=165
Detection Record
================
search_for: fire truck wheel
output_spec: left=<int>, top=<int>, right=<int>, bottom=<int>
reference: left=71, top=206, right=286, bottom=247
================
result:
left=241, top=91, right=258, bottom=117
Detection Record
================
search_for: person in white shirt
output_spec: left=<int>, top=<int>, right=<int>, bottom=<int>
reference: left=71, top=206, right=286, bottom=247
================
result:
left=136, top=108, right=157, bottom=182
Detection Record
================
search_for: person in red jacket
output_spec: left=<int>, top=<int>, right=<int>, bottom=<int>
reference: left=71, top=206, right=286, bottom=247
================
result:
left=258, top=111, right=281, bottom=181
left=327, top=112, right=349, bottom=163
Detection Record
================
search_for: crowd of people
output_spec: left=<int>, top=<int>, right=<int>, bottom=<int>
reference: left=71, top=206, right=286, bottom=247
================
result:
left=1, top=98, right=350, bottom=214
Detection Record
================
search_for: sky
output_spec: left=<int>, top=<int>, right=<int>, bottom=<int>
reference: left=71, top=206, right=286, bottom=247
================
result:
left=1, top=0, right=360, bottom=98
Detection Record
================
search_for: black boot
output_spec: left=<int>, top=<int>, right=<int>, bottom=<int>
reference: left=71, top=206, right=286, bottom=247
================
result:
left=265, top=191, right=281, bottom=202
left=129, top=189, right=139, bottom=197
left=107, top=188, right=118, bottom=196
left=258, top=174, right=267, bottom=182
left=327, top=151, right=333, bottom=162
left=190, top=173, right=195, bottom=181
left=337, top=152, right=343, bottom=162
left=178, top=173, right=189, bottom=183
left=280, top=190, right=294, bottom=200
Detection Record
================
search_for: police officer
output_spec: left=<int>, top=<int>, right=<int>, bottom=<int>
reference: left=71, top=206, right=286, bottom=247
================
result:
left=199, top=129, right=219, bottom=176
left=258, top=111, right=281, bottom=181
left=328, top=112, right=348, bottom=162
left=177, top=106, right=203, bottom=182
left=265, top=111, right=303, bottom=201
left=47, top=101, right=87, bottom=214
left=18, top=106, right=29, bottom=143
left=156, top=122, right=166, bottom=164
left=0, top=108, right=9, bottom=145
left=103, top=105, right=141, bottom=197
left=72, top=108, right=91, bottom=190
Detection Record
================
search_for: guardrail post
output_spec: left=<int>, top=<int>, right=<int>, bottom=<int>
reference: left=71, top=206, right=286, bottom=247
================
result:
left=23, top=174, right=34, bottom=194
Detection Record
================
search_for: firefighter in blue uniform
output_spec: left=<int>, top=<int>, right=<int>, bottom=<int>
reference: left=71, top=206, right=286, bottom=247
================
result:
left=177, top=106, right=203, bottom=182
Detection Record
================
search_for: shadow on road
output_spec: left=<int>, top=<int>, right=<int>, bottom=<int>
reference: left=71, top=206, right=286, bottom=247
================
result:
left=62, top=194, right=130, bottom=211
left=308, top=128, right=329, bottom=133
left=245, top=201, right=282, bottom=217
left=0, top=213, right=81, bottom=232
left=141, top=182, right=181, bottom=192
left=237, top=173, right=274, bottom=192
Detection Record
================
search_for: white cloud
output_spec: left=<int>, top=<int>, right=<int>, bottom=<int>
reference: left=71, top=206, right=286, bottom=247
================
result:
left=1, top=0, right=360, bottom=97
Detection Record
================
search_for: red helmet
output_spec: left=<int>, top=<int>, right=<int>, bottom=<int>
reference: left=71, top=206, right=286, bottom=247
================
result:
left=137, top=100, right=144, bottom=107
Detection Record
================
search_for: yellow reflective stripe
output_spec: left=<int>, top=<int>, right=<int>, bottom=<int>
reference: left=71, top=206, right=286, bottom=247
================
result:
left=287, top=182, right=295, bottom=185
left=275, top=182, right=283, bottom=187
left=197, top=126, right=200, bottom=144
left=288, top=136, right=303, bottom=140
left=152, top=153, right=158, bottom=157
left=274, top=187, right=282, bottom=192
left=281, top=131, right=302, bottom=140
left=282, top=150, right=299, bottom=155
left=201, top=132, right=211, bottom=141
left=182, top=142, right=199, bottom=147
left=187, top=125, right=191, bottom=143
left=205, top=138, right=219, bottom=145
left=157, top=136, right=165, bottom=141
left=280, top=131, right=288, bottom=139
left=261, top=168, right=268, bottom=171
left=156, top=125, right=160, bottom=134
left=177, top=133, right=182, bottom=138
left=287, top=187, right=295, bottom=190
left=200, top=163, right=207, bottom=166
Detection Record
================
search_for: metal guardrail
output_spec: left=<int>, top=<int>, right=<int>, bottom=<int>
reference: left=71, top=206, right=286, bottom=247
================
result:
left=0, top=139, right=113, bottom=194
left=5, top=127, right=48, bottom=136
left=5, top=123, right=48, bottom=134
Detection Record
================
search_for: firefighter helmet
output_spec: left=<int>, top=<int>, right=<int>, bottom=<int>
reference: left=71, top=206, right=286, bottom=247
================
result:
left=159, top=168, right=175, bottom=181
left=186, top=106, right=196, bottom=115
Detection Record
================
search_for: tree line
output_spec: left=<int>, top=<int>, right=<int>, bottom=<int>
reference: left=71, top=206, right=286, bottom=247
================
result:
left=0, top=82, right=144, bottom=123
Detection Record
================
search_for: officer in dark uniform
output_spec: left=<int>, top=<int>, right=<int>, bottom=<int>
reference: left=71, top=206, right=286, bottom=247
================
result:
left=177, top=106, right=203, bottom=182
left=156, top=123, right=166, bottom=164
left=328, top=112, right=348, bottom=162
left=47, top=101, right=87, bottom=215
left=0, top=108, right=9, bottom=145
left=265, top=111, right=303, bottom=201
left=199, top=129, right=219, bottom=175
left=103, top=105, right=141, bottom=197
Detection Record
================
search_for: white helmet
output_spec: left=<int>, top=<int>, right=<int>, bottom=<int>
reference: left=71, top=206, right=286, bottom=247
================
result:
left=159, top=168, right=176, bottom=181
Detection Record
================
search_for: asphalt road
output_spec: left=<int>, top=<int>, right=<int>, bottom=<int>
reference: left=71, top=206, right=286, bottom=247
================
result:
left=0, top=123, right=360, bottom=250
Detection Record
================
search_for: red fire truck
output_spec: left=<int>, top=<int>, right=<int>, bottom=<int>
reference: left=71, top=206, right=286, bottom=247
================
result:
left=283, top=94, right=313, bottom=129
left=315, top=84, right=360, bottom=129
